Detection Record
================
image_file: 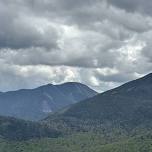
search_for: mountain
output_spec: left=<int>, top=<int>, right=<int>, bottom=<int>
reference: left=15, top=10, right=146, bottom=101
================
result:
left=1, top=74, right=152, bottom=152
left=0, top=115, right=61, bottom=140
left=45, top=73, right=152, bottom=132
left=0, top=82, right=97, bottom=121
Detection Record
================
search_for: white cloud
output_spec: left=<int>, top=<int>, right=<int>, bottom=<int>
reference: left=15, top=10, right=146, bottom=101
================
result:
left=0, top=0, right=152, bottom=92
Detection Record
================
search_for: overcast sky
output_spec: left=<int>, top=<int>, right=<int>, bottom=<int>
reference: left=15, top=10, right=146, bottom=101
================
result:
left=0, top=0, right=152, bottom=92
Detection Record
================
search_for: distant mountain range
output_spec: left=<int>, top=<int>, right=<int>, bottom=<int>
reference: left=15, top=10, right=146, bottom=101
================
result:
left=46, top=73, right=152, bottom=132
left=0, top=82, right=97, bottom=121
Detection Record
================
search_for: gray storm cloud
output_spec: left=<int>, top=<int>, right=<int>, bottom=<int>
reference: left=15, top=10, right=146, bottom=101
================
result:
left=0, top=0, right=152, bottom=92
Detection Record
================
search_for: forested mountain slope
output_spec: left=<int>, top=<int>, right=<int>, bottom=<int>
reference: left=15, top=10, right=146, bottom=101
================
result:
left=45, top=73, right=152, bottom=132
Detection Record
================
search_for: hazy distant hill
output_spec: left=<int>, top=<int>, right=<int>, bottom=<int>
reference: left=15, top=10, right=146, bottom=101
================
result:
left=0, top=82, right=97, bottom=121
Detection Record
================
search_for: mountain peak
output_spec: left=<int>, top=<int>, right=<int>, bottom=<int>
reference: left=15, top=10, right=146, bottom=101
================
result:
left=40, top=82, right=91, bottom=88
left=0, top=82, right=97, bottom=121
left=57, top=82, right=87, bottom=86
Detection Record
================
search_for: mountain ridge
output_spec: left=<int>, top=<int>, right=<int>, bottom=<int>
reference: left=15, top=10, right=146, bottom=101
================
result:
left=0, top=82, right=97, bottom=121
left=45, top=73, right=152, bottom=133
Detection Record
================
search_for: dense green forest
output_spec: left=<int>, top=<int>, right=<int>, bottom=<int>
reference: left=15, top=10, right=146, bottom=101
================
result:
left=0, top=116, right=61, bottom=140
left=1, top=132, right=152, bottom=152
